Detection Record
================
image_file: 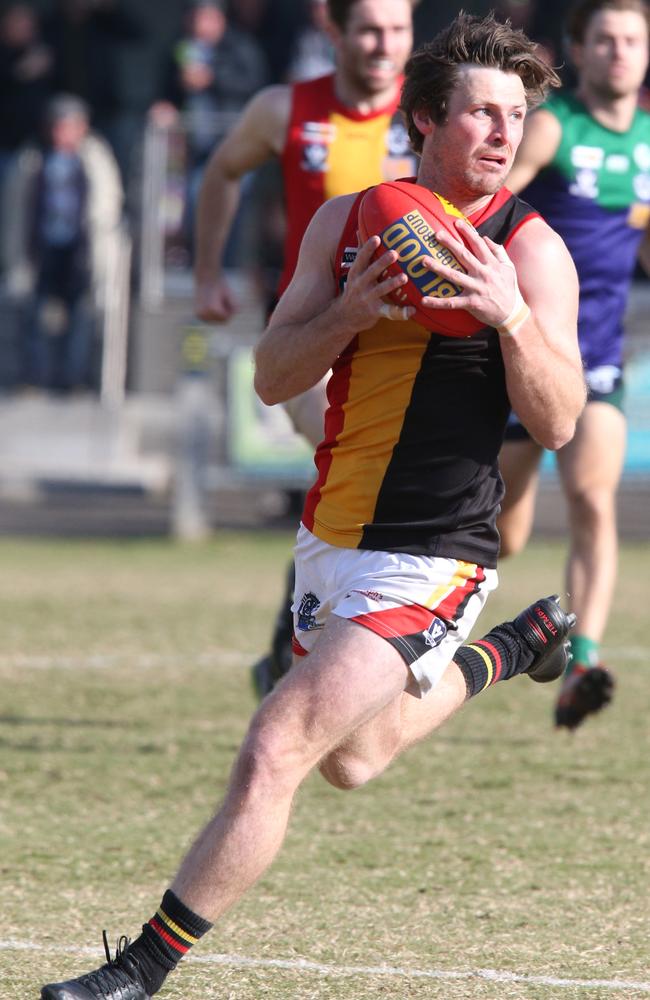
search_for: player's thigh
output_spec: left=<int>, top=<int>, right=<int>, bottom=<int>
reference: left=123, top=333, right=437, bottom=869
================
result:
left=556, top=402, right=626, bottom=496
left=257, top=614, right=410, bottom=766
left=498, top=437, right=544, bottom=512
left=497, top=437, right=543, bottom=554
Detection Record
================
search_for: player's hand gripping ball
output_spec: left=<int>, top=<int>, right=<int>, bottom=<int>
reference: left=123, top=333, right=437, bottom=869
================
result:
left=358, top=180, right=483, bottom=337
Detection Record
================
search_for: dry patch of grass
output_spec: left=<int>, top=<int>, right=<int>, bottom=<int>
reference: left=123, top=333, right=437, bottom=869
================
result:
left=1, top=536, right=649, bottom=999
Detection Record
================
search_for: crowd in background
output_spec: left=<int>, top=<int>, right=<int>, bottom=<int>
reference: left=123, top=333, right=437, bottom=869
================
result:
left=0, top=0, right=628, bottom=395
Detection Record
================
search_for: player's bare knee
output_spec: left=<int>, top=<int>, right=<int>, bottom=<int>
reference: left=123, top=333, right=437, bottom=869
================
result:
left=234, top=714, right=306, bottom=795
left=566, top=484, right=615, bottom=527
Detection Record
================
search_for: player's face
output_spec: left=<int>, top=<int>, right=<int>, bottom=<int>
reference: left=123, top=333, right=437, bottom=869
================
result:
left=420, top=66, right=527, bottom=204
left=573, top=9, right=649, bottom=100
left=334, top=0, right=413, bottom=95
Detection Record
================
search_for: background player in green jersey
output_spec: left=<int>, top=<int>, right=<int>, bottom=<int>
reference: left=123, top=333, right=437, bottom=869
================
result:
left=501, top=0, right=650, bottom=729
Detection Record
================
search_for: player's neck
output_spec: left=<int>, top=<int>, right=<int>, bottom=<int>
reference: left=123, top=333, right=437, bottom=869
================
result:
left=333, top=72, right=400, bottom=114
left=416, top=165, right=495, bottom=218
left=576, top=84, right=639, bottom=132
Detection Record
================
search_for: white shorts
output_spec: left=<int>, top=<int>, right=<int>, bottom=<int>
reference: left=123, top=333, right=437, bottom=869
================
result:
left=292, top=525, right=498, bottom=697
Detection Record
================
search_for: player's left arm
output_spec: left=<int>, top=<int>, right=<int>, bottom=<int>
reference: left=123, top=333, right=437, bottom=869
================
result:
left=420, top=216, right=585, bottom=450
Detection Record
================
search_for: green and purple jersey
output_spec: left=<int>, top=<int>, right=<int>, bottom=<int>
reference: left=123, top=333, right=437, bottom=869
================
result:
left=521, top=91, right=650, bottom=382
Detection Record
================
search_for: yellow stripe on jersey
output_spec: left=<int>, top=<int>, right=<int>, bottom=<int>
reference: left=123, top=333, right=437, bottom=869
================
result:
left=310, top=318, right=430, bottom=546
left=325, top=112, right=394, bottom=200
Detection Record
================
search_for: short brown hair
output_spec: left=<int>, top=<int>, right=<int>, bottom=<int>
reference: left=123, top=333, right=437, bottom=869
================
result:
left=401, top=12, right=561, bottom=154
left=566, top=0, right=650, bottom=44
left=326, top=0, right=419, bottom=31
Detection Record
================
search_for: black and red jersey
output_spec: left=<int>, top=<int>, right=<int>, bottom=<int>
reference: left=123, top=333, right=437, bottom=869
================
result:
left=302, top=181, right=539, bottom=567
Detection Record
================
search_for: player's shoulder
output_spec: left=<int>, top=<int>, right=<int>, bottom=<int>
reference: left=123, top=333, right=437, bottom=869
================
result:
left=539, top=90, right=579, bottom=121
left=310, top=191, right=360, bottom=229
left=507, top=209, right=575, bottom=275
left=524, top=91, right=579, bottom=141
left=233, top=84, right=293, bottom=151
left=246, top=83, right=293, bottom=119
left=293, top=192, right=361, bottom=271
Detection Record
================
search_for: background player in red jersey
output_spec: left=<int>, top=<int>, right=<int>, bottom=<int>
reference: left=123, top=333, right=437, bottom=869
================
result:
left=194, top=0, right=417, bottom=329
left=194, top=0, right=418, bottom=696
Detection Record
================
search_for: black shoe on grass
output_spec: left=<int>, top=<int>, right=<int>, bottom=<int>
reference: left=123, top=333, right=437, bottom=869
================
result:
left=554, top=663, right=615, bottom=730
left=41, top=932, right=149, bottom=999
left=512, top=595, right=577, bottom=683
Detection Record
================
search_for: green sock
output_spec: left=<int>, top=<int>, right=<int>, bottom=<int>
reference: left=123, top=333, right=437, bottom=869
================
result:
left=569, top=634, right=600, bottom=671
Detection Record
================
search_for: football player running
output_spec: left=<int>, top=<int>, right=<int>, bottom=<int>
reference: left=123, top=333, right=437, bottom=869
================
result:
left=41, top=15, right=585, bottom=999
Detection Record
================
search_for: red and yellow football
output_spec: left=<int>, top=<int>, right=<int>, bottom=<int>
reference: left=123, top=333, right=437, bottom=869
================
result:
left=358, top=180, right=483, bottom=338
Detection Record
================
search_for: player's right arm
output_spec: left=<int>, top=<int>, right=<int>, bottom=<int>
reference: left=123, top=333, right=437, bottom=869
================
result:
left=254, top=197, right=412, bottom=405
left=505, top=107, right=562, bottom=194
left=194, top=85, right=292, bottom=323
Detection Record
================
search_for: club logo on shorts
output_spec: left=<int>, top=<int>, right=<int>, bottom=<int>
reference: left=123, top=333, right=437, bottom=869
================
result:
left=423, top=617, right=447, bottom=648
left=297, top=591, right=323, bottom=632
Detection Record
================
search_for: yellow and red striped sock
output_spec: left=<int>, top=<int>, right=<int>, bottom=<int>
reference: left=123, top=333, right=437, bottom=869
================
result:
left=129, top=890, right=212, bottom=994
left=454, top=622, right=534, bottom=697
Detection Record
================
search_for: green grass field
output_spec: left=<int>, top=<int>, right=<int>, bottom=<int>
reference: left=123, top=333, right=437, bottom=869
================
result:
left=1, top=533, right=649, bottom=1000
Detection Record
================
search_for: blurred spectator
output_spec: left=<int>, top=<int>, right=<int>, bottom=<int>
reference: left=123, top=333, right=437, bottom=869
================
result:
left=233, top=0, right=310, bottom=83
left=150, top=0, right=268, bottom=258
left=45, top=0, right=185, bottom=187
left=0, top=3, right=55, bottom=239
left=1, top=94, right=124, bottom=394
left=526, top=0, right=571, bottom=72
left=287, top=0, right=335, bottom=82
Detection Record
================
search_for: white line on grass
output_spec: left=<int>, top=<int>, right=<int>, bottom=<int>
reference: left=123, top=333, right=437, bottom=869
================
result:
left=4, top=939, right=650, bottom=993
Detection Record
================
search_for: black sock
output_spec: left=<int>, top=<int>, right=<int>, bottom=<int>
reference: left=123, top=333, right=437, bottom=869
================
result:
left=270, top=559, right=296, bottom=680
left=454, top=622, right=535, bottom=698
left=128, top=889, right=213, bottom=995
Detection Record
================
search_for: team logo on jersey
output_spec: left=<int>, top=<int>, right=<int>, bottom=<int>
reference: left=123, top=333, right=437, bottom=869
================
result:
left=605, top=154, right=629, bottom=173
left=297, top=591, right=323, bottom=631
left=301, top=142, right=329, bottom=172
left=569, top=168, right=598, bottom=200
left=571, top=145, right=604, bottom=170
left=586, top=365, right=621, bottom=395
left=423, top=617, right=448, bottom=648
left=300, top=121, right=337, bottom=173
left=339, top=246, right=358, bottom=291
left=633, top=142, right=650, bottom=171
left=386, top=121, right=411, bottom=158
left=633, top=172, right=650, bottom=202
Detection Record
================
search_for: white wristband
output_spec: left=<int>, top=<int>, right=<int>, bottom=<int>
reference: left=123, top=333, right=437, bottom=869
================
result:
left=496, top=288, right=530, bottom=337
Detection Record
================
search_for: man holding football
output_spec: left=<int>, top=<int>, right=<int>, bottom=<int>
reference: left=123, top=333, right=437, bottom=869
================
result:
left=498, top=0, right=650, bottom=730
left=41, top=14, right=585, bottom=999
left=193, top=0, right=419, bottom=697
